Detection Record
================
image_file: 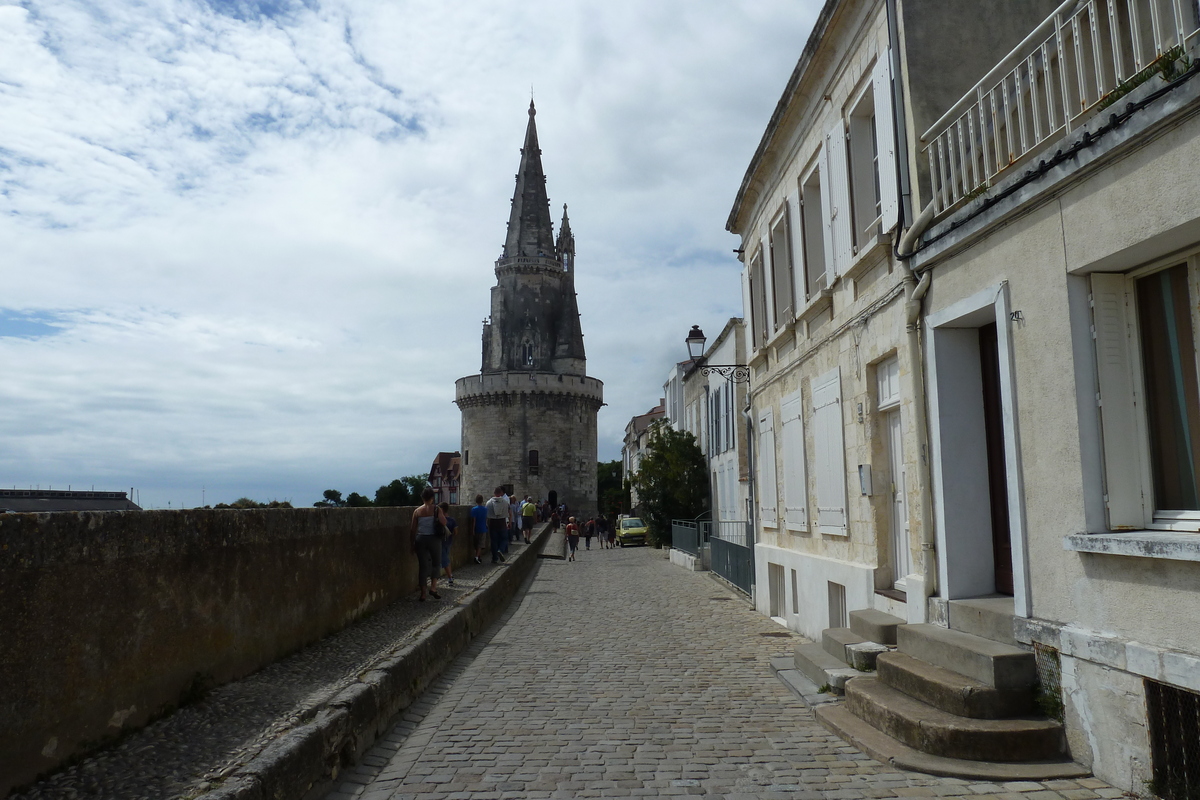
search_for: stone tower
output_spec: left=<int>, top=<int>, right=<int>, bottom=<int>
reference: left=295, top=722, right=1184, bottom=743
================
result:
left=455, top=102, right=604, bottom=517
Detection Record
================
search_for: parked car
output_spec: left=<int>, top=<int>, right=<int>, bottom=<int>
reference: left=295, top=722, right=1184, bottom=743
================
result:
left=617, top=517, right=648, bottom=546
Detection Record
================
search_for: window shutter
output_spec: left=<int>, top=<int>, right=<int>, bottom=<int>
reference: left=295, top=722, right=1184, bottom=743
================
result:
left=825, top=119, right=853, bottom=276
left=1091, top=273, right=1145, bottom=529
left=812, top=367, right=848, bottom=535
left=781, top=390, right=808, bottom=531
left=761, top=233, right=774, bottom=333
left=788, top=188, right=806, bottom=302
left=872, top=51, right=899, bottom=233
left=741, top=268, right=754, bottom=350
left=758, top=407, right=778, bottom=527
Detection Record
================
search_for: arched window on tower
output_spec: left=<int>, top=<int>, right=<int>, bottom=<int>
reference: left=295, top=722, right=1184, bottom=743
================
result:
left=528, top=449, right=539, bottom=475
left=523, top=342, right=534, bottom=366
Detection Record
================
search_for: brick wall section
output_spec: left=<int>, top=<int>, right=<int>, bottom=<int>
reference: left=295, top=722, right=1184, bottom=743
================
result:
left=0, top=505, right=471, bottom=795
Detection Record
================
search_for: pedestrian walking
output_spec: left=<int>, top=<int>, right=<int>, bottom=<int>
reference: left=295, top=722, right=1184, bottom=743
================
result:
left=596, top=516, right=609, bottom=549
left=606, top=516, right=617, bottom=549
left=565, top=516, right=580, bottom=561
left=485, top=487, right=510, bottom=563
left=438, top=502, right=457, bottom=585
left=521, top=495, right=536, bottom=543
left=410, top=487, right=447, bottom=601
left=583, top=516, right=595, bottom=550
left=550, top=510, right=560, bottom=532
left=469, top=494, right=488, bottom=564
left=505, top=490, right=519, bottom=544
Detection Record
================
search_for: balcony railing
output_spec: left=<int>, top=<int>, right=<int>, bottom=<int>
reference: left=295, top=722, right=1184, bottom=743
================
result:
left=922, top=0, right=1200, bottom=216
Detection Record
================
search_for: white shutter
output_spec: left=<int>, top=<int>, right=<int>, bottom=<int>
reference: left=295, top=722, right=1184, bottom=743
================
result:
left=812, top=367, right=848, bottom=535
left=781, top=390, right=808, bottom=531
left=758, top=407, right=778, bottom=527
left=761, top=233, right=774, bottom=333
left=1091, top=273, right=1146, bottom=529
left=873, top=51, right=899, bottom=233
left=741, top=268, right=753, bottom=348
left=825, top=119, right=853, bottom=276
left=788, top=187, right=806, bottom=302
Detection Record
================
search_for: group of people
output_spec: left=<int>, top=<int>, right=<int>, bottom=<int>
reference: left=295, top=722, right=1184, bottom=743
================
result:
left=562, top=514, right=616, bottom=560
left=409, top=486, right=622, bottom=599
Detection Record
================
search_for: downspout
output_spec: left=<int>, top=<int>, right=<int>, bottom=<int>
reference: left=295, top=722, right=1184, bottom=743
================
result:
left=898, top=199, right=937, bottom=619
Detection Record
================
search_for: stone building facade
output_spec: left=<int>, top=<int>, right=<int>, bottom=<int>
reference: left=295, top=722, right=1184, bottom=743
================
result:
left=455, top=102, right=603, bottom=517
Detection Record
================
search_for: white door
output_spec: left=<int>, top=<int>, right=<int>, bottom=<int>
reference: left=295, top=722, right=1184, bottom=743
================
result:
left=886, top=409, right=911, bottom=590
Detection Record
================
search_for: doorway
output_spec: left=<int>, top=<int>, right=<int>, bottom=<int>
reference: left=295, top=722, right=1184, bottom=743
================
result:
left=885, top=408, right=911, bottom=590
left=926, top=285, right=1028, bottom=611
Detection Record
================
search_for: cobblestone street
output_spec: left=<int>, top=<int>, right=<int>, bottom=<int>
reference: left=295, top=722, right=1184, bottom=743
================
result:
left=327, top=547, right=1119, bottom=800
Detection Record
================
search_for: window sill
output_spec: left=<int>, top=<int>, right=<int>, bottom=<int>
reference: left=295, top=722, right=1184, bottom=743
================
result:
left=1064, top=531, right=1200, bottom=562
left=843, top=231, right=893, bottom=281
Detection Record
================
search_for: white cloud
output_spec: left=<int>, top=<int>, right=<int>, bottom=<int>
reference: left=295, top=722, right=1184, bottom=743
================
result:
left=0, top=0, right=819, bottom=508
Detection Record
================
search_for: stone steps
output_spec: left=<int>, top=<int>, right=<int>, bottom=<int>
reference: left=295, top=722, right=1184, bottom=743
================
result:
left=844, top=676, right=1065, bottom=762
left=793, top=642, right=866, bottom=693
left=876, top=651, right=1035, bottom=719
left=849, top=608, right=904, bottom=645
left=898, top=623, right=1036, bottom=689
left=815, top=703, right=1090, bottom=781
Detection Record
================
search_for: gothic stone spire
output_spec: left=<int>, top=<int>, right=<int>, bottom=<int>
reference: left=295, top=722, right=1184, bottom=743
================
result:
left=503, top=100, right=556, bottom=260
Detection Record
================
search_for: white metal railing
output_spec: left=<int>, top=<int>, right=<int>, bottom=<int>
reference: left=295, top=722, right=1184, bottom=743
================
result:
left=922, top=0, right=1200, bottom=215
left=710, top=519, right=751, bottom=547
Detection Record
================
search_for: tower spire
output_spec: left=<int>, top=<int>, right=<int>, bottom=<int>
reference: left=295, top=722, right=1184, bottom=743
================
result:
left=503, top=100, right=556, bottom=259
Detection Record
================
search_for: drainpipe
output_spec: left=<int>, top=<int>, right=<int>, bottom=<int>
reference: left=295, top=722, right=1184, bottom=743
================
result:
left=899, top=199, right=937, bottom=617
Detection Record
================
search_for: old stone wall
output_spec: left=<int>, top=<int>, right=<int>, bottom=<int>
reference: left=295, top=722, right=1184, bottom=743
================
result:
left=0, top=505, right=471, bottom=796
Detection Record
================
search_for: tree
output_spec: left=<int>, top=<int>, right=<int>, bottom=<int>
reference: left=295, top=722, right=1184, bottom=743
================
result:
left=597, top=459, right=629, bottom=517
left=628, top=422, right=709, bottom=547
left=214, top=498, right=292, bottom=509
left=374, top=474, right=430, bottom=506
left=345, top=492, right=373, bottom=507
left=314, top=489, right=345, bottom=508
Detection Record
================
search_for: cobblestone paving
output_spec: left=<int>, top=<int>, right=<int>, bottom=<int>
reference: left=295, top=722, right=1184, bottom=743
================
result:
left=11, top=543, right=533, bottom=800
left=327, top=546, right=1120, bottom=800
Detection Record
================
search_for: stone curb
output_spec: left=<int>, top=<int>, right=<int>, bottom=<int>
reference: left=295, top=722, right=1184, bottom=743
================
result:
left=195, top=525, right=549, bottom=800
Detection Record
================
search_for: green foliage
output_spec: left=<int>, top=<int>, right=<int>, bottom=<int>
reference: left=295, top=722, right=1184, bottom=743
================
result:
left=313, top=489, right=345, bottom=508
left=628, top=422, right=709, bottom=547
left=374, top=474, right=429, bottom=506
left=345, top=492, right=373, bottom=507
left=597, top=459, right=628, bottom=516
left=214, top=497, right=293, bottom=509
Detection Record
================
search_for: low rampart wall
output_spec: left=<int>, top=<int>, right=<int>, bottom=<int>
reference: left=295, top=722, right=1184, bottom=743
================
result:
left=0, top=505, right=472, bottom=795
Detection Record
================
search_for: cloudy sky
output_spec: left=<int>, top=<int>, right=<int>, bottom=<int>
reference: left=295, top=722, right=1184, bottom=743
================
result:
left=0, top=0, right=819, bottom=509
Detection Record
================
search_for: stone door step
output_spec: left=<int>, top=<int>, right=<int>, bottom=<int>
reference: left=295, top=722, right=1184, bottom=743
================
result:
left=844, top=677, right=1064, bottom=763
left=815, top=703, right=1090, bottom=781
left=770, top=655, right=840, bottom=707
left=850, top=608, right=905, bottom=645
left=947, top=595, right=1017, bottom=646
left=877, top=652, right=1035, bottom=719
left=794, top=642, right=867, bottom=693
left=898, top=624, right=1036, bottom=690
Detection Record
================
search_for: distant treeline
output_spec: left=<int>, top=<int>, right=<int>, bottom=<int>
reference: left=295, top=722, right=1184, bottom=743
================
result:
left=313, top=475, right=430, bottom=508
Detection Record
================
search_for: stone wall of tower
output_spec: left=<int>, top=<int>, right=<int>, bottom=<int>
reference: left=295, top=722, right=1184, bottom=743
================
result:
left=457, top=373, right=602, bottom=518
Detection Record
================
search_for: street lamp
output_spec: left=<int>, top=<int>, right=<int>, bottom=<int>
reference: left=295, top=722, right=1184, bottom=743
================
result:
left=685, top=324, right=750, bottom=384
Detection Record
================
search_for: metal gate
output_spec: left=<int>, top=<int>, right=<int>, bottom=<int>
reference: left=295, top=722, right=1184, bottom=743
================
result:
left=709, top=520, right=752, bottom=595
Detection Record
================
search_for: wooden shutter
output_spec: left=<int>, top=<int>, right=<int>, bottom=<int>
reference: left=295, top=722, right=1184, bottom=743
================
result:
left=761, top=233, right=774, bottom=333
left=781, top=390, right=809, bottom=531
left=825, top=119, right=853, bottom=277
left=873, top=51, right=899, bottom=233
left=1091, top=273, right=1146, bottom=529
left=758, top=407, right=778, bottom=527
left=812, top=367, right=848, bottom=535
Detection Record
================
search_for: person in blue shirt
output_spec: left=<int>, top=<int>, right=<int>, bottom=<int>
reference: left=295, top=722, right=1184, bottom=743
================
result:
left=468, top=494, right=489, bottom=565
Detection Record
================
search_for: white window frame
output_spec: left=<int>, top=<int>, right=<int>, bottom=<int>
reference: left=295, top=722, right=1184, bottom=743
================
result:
left=1092, top=251, right=1200, bottom=532
left=799, top=160, right=828, bottom=298
left=812, top=367, right=848, bottom=536
left=770, top=204, right=796, bottom=329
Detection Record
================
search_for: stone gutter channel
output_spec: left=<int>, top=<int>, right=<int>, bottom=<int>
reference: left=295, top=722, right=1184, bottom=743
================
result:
left=11, top=524, right=550, bottom=800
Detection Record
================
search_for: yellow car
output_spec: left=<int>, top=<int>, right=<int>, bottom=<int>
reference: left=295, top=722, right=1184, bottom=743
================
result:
left=617, top=517, right=649, bottom=546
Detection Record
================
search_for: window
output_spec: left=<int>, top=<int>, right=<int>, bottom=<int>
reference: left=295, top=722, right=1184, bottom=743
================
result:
left=812, top=367, right=848, bottom=535
left=1092, top=257, right=1200, bottom=530
left=770, top=206, right=795, bottom=328
left=528, top=449, right=539, bottom=476
left=800, top=165, right=828, bottom=297
left=847, top=81, right=881, bottom=250
left=749, top=249, right=769, bottom=349
left=781, top=389, right=808, bottom=532
left=523, top=341, right=534, bottom=366
left=758, top=408, right=778, bottom=528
